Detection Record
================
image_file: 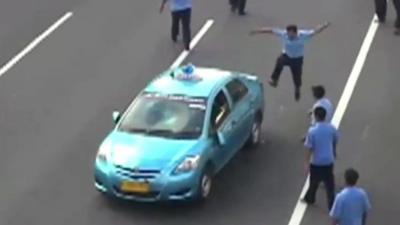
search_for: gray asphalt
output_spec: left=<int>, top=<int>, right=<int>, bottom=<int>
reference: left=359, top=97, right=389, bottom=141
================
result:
left=0, top=0, right=398, bottom=225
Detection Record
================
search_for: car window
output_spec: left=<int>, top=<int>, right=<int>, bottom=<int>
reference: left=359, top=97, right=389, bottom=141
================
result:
left=225, top=79, right=249, bottom=104
left=210, top=90, right=231, bottom=130
left=118, top=93, right=206, bottom=139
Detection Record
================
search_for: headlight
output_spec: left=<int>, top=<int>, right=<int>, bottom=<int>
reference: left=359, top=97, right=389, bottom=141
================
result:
left=97, top=141, right=111, bottom=163
left=174, top=155, right=200, bottom=174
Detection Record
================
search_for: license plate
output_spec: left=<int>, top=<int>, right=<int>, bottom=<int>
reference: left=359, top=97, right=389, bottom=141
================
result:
left=120, top=181, right=150, bottom=193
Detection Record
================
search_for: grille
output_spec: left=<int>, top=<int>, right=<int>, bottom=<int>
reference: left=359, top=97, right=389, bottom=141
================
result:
left=115, top=165, right=161, bottom=179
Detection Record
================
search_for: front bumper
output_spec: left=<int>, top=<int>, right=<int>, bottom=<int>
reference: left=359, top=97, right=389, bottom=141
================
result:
left=94, top=162, right=201, bottom=202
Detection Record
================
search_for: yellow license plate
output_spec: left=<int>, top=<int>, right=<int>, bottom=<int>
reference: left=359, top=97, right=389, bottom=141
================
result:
left=120, top=181, right=150, bottom=193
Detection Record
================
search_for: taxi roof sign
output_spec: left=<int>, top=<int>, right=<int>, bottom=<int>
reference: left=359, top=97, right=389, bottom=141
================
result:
left=170, top=63, right=202, bottom=81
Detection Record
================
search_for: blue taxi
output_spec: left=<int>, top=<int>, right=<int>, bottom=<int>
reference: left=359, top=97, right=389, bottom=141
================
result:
left=94, top=64, right=265, bottom=202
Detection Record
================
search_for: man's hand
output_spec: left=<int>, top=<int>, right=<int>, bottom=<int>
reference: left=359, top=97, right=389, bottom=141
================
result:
left=249, top=30, right=258, bottom=36
left=313, top=21, right=331, bottom=35
left=304, top=163, right=310, bottom=176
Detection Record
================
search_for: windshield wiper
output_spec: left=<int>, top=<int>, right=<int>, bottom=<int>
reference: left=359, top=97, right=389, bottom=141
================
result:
left=147, top=129, right=175, bottom=136
left=122, top=128, right=148, bottom=134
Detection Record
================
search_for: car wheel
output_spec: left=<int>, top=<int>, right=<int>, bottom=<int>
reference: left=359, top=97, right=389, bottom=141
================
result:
left=195, top=166, right=213, bottom=202
left=247, top=116, right=262, bottom=147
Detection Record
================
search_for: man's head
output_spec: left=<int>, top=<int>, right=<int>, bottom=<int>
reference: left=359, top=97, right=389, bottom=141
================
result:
left=345, top=168, right=359, bottom=186
left=286, top=24, right=298, bottom=39
left=313, top=106, right=326, bottom=122
left=312, top=85, right=325, bottom=100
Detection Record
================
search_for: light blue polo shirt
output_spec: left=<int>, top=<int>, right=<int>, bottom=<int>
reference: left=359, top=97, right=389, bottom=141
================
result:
left=304, top=122, right=339, bottom=166
left=169, top=0, right=192, bottom=12
left=330, top=187, right=371, bottom=225
left=272, top=28, right=315, bottom=58
left=311, top=98, right=334, bottom=125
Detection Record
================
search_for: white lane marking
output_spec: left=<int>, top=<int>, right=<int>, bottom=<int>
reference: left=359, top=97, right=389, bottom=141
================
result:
left=287, top=15, right=379, bottom=225
left=170, top=19, right=214, bottom=69
left=0, top=12, right=73, bottom=77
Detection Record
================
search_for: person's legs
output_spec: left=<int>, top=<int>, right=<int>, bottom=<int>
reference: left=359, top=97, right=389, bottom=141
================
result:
left=181, top=8, right=191, bottom=50
left=393, top=0, right=400, bottom=34
left=322, top=165, right=336, bottom=210
left=269, top=54, right=289, bottom=87
left=238, top=0, right=247, bottom=15
left=375, top=0, right=387, bottom=22
left=230, top=0, right=238, bottom=12
left=289, top=57, right=303, bottom=101
left=304, top=165, right=322, bottom=204
left=171, top=11, right=180, bottom=42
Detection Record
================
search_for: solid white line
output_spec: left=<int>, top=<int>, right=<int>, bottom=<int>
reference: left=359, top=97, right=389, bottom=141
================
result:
left=170, top=19, right=214, bottom=69
left=0, top=11, right=73, bottom=77
left=287, top=14, right=379, bottom=225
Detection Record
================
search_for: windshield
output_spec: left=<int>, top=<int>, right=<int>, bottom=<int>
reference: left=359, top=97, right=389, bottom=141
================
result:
left=118, top=92, right=207, bottom=139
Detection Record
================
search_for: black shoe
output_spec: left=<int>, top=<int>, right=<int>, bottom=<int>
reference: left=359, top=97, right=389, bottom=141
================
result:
left=238, top=11, right=247, bottom=16
left=378, top=18, right=386, bottom=23
left=172, top=36, right=177, bottom=43
left=295, top=90, right=301, bottom=101
left=395, top=29, right=400, bottom=36
left=184, top=44, right=190, bottom=51
left=301, top=198, right=314, bottom=205
left=268, top=79, right=277, bottom=87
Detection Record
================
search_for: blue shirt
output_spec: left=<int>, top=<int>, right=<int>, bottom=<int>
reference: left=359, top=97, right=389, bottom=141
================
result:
left=169, top=0, right=192, bottom=12
left=304, top=122, right=338, bottom=166
left=311, top=98, right=334, bottom=125
left=272, top=28, right=315, bottom=58
left=330, top=187, right=371, bottom=225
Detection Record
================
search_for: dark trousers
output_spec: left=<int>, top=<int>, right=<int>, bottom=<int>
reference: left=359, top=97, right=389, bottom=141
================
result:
left=304, top=164, right=335, bottom=210
left=171, top=8, right=191, bottom=49
left=271, top=54, right=303, bottom=89
left=375, top=0, right=400, bottom=28
left=229, top=0, right=247, bottom=13
left=395, top=0, right=400, bottom=28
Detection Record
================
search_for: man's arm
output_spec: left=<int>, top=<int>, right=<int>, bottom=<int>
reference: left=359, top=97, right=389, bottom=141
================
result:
left=249, top=27, right=278, bottom=35
left=312, top=21, right=331, bottom=35
left=304, top=149, right=312, bottom=175
left=362, top=212, right=367, bottom=225
left=160, top=0, right=168, bottom=13
left=334, top=129, right=339, bottom=158
left=304, top=132, right=313, bottom=175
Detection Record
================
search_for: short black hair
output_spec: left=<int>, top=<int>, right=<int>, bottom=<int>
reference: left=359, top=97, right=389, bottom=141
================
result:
left=314, top=106, right=326, bottom=121
left=286, top=24, right=298, bottom=33
left=312, top=85, right=325, bottom=99
left=345, top=168, right=359, bottom=186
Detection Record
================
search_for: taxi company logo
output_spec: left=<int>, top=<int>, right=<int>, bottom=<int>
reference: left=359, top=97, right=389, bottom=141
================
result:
left=132, top=167, right=140, bottom=174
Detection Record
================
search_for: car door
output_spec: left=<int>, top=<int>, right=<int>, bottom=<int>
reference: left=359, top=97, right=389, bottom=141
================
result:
left=208, top=89, right=237, bottom=168
left=224, top=78, right=254, bottom=149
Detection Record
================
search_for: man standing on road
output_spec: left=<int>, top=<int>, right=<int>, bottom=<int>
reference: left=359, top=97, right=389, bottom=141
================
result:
left=309, top=85, right=333, bottom=125
left=249, top=22, right=330, bottom=101
left=303, top=107, right=339, bottom=210
left=374, top=0, right=400, bottom=35
left=160, top=0, right=192, bottom=50
left=229, top=0, right=247, bottom=15
left=301, top=85, right=334, bottom=143
left=330, top=168, right=371, bottom=225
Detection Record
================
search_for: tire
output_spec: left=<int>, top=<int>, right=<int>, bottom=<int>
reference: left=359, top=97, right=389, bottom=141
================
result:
left=246, top=115, right=262, bottom=147
left=194, top=166, right=213, bottom=202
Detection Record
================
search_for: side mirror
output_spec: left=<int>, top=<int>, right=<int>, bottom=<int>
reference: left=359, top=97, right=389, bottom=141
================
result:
left=216, top=131, right=226, bottom=146
left=112, top=111, right=121, bottom=124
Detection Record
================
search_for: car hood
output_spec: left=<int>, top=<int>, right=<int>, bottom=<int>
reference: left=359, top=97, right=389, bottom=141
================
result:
left=104, top=131, right=200, bottom=170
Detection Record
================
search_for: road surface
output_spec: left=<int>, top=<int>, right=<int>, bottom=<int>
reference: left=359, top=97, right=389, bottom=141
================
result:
left=0, top=0, right=398, bottom=225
